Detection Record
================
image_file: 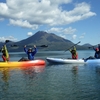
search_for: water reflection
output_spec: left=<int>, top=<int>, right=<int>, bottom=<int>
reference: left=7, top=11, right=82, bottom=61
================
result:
left=2, top=68, right=10, bottom=82
left=0, top=68, right=10, bottom=92
left=86, top=64, right=100, bottom=75
left=21, top=65, right=45, bottom=79
left=95, top=66, right=100, bottom=75
left=0, top=65, right=45, bottom=93
left=72, top=66, right=78, bottom=75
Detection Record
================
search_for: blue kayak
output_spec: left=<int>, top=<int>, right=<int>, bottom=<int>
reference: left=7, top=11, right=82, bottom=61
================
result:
left=46, top=57, right=100, bottom=65
left=46, top=57, right=85, bottom=64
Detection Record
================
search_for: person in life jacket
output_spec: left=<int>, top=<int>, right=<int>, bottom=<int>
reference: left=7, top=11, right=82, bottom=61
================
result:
left=1, top=45, right=10, bottom=62
left=97, top=44, right=100, bottom=58
left=84, top=47, right=99, bottom=61
left=93, top=47, right=99, bottom=58
left=24, top=45, right=37, bottom=60
left=70, top=46, right=78, bottom=59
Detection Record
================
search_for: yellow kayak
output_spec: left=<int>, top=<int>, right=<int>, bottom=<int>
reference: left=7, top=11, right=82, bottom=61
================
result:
left=0, top=59, right=46, bottom=67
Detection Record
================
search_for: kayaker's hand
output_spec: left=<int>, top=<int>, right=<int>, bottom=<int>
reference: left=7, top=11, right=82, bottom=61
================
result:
left=24, top=45, right=26, bottom=48
left=7, top=58, right=9, bottom=61
left=34, top=45, right=36, bottom=48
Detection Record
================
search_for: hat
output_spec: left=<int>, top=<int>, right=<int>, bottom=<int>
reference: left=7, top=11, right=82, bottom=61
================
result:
left=28, top=48, right=32, bottom=50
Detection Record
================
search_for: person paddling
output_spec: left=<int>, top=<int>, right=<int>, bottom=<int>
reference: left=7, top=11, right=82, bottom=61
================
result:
left=1, top=45, right=10, bottom=62
left=84, top=46, right=99, bottom=61
left=69, top=46, right=78, bottom=59
left=24, top=45, right=37, bottom=60
left=97, top=44, right=100, bottom=58
left=93, top=47, right=99, bottom=59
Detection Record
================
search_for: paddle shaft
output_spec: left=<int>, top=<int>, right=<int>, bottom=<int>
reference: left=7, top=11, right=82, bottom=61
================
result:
left=88, top=46, right=94, bottom=49
left=10, top=44, right=48, bottom=48
left=64, top=41, right=81, bottom=52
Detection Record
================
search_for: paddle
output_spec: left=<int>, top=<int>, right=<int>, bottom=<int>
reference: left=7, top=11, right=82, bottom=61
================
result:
left=0, top=40, right=10, bottom=62
left=5, top=40, right=10, bottom=44
left=88, top=46, right=94, bottom=49
left=64, top=41, right=81, bottom=52
left=0, top=40, right=11, bottom=52
left=88, top=45, right=98, bottom=49
left=10, top=44, right=48, bottom=48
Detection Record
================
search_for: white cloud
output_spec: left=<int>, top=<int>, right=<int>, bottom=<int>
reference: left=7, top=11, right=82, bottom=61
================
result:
left=9, top=19, right=38, bottom=30
left=72, top=34, right=77, bottom=39
left=63, top=27, right=77, bottom=34
left=27, top=32, right=33, bottom=36
left=46, top=27, right=63, bottom=33
left=46, top=27, right=77, bottom=39
left=0, top=0, right=96, bottom=29
left=0, top=36, right=17, bottom=42
left=46, top=27, right=76, bottom=34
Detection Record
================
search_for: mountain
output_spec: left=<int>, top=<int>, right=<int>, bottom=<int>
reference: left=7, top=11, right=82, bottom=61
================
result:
left=0, top=31, right=92, bottom=52
left=82, top=43, right=92, bottom=47
left=15, top=31, right=71, bottom=45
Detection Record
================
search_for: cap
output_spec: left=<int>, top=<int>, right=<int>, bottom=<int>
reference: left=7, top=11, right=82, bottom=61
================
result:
left=28, top=48, right=32, bottom=50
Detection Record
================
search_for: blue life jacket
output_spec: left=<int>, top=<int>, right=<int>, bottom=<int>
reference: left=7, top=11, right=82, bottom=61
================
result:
left=24, top=48, right=37, bottom=60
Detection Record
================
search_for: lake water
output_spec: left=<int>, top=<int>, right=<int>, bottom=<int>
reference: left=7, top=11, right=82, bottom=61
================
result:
left=0, top=50, right=100, bottom=100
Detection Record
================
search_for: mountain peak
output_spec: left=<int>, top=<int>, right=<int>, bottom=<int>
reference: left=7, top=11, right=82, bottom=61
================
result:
left=82, top=43, right=92, bottom=47
left=34, top=31, right=48, bottom=37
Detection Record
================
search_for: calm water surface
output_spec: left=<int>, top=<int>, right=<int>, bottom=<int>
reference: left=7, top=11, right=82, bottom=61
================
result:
left=0, top=50, right=100, bottom=100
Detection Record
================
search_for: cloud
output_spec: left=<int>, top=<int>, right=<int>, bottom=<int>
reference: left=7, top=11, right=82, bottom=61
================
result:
left=72, top=34, right=77, bottom=39
left=63, top=27, right=77, bottom=34
left=27, top=32, right=33, bottom=36
left=9, top=19, right=38, bottom=30
left=46, top=27, right=77, bottom=39
left=0, top=36, right=17, bottom=42
left=0, top=0, right=96, bottom=29
left=46, top=27, right=76, bottom=34
left=46, top=27, right=64, bottom=33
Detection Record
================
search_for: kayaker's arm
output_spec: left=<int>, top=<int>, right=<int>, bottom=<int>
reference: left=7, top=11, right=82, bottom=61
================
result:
left=32, top=45, right=37, bottom=55
left=24, top=45, right=28, bottom=54
left=2, top=55, right=7, bottom=61
left=92, top=46, right=98, bottom=51
left=69, top=46, right=76, bottom=52
left=64, top=41, right=80, bottom=52
left=73, top=46, right=76, bottom=51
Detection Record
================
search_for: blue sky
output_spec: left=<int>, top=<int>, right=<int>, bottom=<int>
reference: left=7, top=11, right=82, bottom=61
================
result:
left=0, top=0, right=99, bottom=45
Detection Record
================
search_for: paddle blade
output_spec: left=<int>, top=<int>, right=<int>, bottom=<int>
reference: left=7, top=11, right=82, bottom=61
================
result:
left=39, top=45, right=48, bottom=47
left=64, top=41, right=81, bottom=52
left=5, top=40, right=10, bottom=43
left=11, top=44, right=18, bottom=47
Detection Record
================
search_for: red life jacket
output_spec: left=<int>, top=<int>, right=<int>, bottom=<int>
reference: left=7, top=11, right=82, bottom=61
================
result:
left=72, top=53, right=78, bottom=59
